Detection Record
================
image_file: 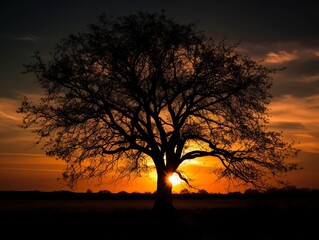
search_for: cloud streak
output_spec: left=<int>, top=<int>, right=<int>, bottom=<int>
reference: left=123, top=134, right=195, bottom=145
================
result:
left=0, top=97, right=37, bottom=153
left=0, top=98, right=21, bottom=122
left=0, top=152, right=44, bottom=158
left=10, top=34, right=38, bottom=42
left=270, top=95, right=319, bottom=153
left=265, top=50, right=298, bottom=63
left=0, top=167, right=62, bottom=172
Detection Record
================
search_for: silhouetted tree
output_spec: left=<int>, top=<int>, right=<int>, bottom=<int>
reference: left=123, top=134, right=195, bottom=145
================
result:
left=18, top=11, right=299, bottom=212
left=180, top=189, right=191, bottom=194
left=197, top=189, right=209, bottom=194
left=98, top=190, right=112, bottom=194
left=86, top=188, right=93, bottom=194
left=117, top=191, right=128, bottom=195
left=244, top=188, right=259, bottom=195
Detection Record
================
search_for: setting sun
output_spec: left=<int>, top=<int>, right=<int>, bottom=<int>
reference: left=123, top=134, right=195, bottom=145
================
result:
left=169, top=172, right=182, bottom=186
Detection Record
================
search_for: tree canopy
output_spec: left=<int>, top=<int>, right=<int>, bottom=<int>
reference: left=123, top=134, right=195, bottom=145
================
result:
left=18, top=11, right=299, bottom=206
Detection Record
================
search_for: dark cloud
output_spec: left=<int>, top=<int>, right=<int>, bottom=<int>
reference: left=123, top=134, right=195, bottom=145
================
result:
left=271, top=122, right=308, bottom=131
left=237, top=41, right=319, bottom=98
left=270, top=56, right=319, bottom=98
left=272, top=79, right=319, bottom=98
left=283, top=58, right=319, bottom=79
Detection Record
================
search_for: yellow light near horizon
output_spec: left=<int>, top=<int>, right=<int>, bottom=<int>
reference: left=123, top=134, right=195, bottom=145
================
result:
left=169, top=172, right=182, bottom=186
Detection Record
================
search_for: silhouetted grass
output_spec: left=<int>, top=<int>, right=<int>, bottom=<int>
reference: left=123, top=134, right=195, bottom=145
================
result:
left=1, top=206, right=317, bottom=239
left=0, top=191, right=318, bottom=239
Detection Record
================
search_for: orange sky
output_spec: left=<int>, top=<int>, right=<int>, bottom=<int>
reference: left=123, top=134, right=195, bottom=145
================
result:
left=0, top=86, right=319, bottom=193
left=1, top=1, right=319, bottom=193
left=0, top=93, right=318, bottom=194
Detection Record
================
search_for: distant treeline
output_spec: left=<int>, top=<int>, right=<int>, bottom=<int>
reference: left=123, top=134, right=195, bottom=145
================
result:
left=1, top=186, right=319, bottom=200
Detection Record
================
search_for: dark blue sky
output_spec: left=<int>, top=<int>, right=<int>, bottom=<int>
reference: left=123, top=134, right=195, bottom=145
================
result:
left=1, top=0, right=319, bottom=98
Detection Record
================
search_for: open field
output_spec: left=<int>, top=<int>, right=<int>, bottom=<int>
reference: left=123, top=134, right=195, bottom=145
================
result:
left=0, top=192, right=318, bottom=239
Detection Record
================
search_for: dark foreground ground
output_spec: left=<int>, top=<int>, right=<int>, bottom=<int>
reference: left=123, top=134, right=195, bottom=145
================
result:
left=0, top=192, right=318, bottom=240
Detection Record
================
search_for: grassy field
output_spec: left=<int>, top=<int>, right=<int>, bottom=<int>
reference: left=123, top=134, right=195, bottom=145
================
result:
left=0, top=193, right=318, bottom=239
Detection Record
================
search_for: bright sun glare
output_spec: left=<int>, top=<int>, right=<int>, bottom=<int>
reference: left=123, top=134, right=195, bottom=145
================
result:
left=169, top=172, right=182, bottom=186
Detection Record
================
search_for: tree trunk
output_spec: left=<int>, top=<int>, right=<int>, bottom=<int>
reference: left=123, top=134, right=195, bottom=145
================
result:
left=153, top=170, right=175, bottom=213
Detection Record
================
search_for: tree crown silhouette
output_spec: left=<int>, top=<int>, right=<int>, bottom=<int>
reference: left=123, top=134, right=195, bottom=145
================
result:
left=18, top=11, right=299, bottom=210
